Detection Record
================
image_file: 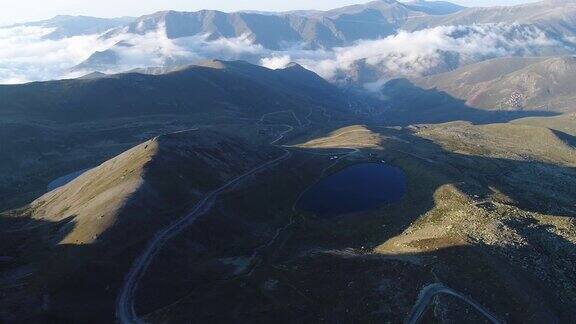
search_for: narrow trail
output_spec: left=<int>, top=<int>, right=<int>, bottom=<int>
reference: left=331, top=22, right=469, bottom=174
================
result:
left=405, top=283, right=502, bottom=324
left=116, top=149, right=291, bottom=323
left=116, top=111, right=303, bottom=324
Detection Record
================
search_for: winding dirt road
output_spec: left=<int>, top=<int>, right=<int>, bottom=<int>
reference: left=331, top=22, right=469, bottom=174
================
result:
left=116, top=149, right=291, bottom=323
left=116, top=114, right=297, bottom=323
left=405, top=283, right=502, bottom=324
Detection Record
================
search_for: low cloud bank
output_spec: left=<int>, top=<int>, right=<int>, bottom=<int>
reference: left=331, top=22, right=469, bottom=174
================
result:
left=0, top=26, right=114, bottom=83
left=0, top=24, right=266, bottom=83
left=108, top=26, right=266, bottom=71
left=0, top=22, right=572, bottom=88
left=262, top=24, right=570, bottom=87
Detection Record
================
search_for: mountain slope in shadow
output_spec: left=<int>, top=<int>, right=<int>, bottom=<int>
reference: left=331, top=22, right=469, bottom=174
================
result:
left=0, top=60, right=350, bottom=123
left=0, top=128, right=281, bottom=322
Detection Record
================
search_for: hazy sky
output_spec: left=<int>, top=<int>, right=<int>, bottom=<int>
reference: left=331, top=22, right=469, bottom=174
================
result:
left=0, top=0, right=541, bottom=25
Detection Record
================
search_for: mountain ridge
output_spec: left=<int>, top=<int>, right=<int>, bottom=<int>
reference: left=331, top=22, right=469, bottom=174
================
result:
left=0, top=60, right=351, bottom=122
left=7, top=15, right=135, bottom=40
left=412, top=55, right=576, bottom=112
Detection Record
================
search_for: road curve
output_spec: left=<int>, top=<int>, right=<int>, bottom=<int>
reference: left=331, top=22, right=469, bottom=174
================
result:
left=116, top=149, right=290, bottom=323
left=405, top=283, right=502, bottom=324
left=116, top=115, right=296, bottom=323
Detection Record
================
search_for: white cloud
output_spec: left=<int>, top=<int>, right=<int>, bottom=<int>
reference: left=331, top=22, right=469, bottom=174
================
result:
left=104, top=30, right=266, bottom=73
left=286, top=23, right=568, bottom=84
left=0, top=24, right=266, bottom=83
left=260, top=55, right=291, bottom=69
left=0, top=22, right=572, bottom=88
left=0, top=26, right=116, bottom=83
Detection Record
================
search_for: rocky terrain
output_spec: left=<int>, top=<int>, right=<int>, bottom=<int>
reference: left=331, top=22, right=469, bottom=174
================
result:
left=412, top=56, right=576, bottom=112
left=404, top=0, right=576, bottom=37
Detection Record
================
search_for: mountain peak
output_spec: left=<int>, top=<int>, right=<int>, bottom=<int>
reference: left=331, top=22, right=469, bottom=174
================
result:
left=284, top=62, right=305, bottom=69
left=195, top=59, right=229, bottom=70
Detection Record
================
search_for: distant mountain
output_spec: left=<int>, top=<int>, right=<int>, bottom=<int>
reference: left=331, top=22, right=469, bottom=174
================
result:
left=7, top=0, right=576, bottom=88
left=8, top=15, right=134, bottom=39
left=74, top=0, right=576, bottom=79
left=330, top=21, right=576, bottom=88
left=100, top=1, right=448, bottom=50
left=72, top=49, right=120, bottom=72
left=412, top=56, right=576, bottom=112
left=97, top=0, right=576, bottom=52
left=403, top=0, right=465, bottom=15
left=76, top=71, right=108, bottom=79
left=405, top=0, right=576, bottom=37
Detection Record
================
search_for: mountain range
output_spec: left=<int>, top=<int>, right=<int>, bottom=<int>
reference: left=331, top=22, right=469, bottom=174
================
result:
left=404, top=0, right=576, bottom=36
left=2, top=1, right=576, bottom=323
left=4, top=0, right=576, bottom=85
left=97, top=0, right=576, bottom=49
left=8, top=15, right=134, bottom=40
left=72, top=0, right=576, bottom=82
left=98, top=0, right=465, bottom=49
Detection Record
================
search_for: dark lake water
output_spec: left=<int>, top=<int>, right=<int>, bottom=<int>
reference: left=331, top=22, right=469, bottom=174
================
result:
left=297, top=163, right=406, bottom=217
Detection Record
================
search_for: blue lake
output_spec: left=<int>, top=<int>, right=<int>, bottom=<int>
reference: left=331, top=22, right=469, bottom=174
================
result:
left=297, top=163, right=406, bottom=217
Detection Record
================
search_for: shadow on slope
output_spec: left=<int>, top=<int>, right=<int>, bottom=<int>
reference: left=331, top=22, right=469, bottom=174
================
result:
left=551, top=129, right=576, bottom=149
left=379, top=78, right=558, bottom=125
left=0, top=128, right=283, bottom=322
left=0, top=60, right=349, bottom=123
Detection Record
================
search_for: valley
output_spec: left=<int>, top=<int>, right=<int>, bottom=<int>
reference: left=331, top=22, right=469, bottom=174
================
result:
left=1, top=1, right=576, bottom=323
left=1, top=98, right=574, bottom=322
